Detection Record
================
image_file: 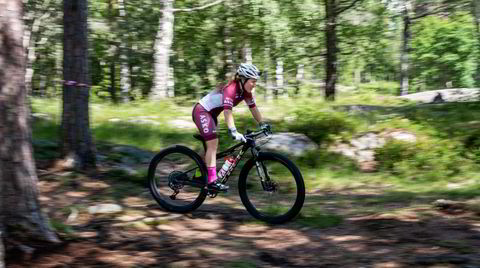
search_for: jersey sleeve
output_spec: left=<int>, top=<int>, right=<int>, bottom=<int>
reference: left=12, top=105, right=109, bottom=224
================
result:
left=244, top=90, right=256, bottom=108
left=223, top=82, right=236, bottom=110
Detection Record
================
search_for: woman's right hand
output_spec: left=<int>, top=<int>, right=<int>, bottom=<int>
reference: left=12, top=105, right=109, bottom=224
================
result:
left=228, top=127, right=246, bottom=143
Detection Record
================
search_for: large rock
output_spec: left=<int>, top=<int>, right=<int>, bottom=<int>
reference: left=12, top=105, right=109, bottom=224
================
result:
left=399, top=88, right=480, bottom=103
left=111, top=145, right=154, bottom=164
left=262, top=132, right=318, bottom=156
left=328, top=129, right=417, bottom=172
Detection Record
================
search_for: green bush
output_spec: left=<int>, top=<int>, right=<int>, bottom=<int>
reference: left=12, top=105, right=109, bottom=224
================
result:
left=464, top=131, right=480, bottom=163
left=375, top=139, right=467, bottom=181
left=286, top=107, right=357, bottom=145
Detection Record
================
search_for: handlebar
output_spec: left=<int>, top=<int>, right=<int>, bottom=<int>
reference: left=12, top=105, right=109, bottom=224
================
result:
left=244, top=128, right=271, bottom=140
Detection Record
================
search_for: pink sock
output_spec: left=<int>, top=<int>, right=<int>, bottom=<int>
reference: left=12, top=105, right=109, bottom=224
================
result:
left=207, top=167, right=217, bottom=184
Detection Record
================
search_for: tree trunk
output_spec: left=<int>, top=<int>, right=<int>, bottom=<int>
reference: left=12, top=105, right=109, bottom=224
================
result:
left=152, top=0, right=174, bottom=100
left=243, top=42, right=252, bottom=64
left=263, top=46, right=273, bottom=101
left=109, top=52, right=118, bottom=103
left=0, top=2, right=60, bottom=266
left=399, top=3, right=412, bottom=96
left=325, top=0, right=337, bottom=101
left=473, top=0, right=480, bottom=86
left=54, top=41, right=62, bottom=96
left=167, top=67, right=175, bottom=97
left=118, top=0, right=131, bottom=102
left=62, top=0, right=96, bottom=170
left=275, top=58, right=284, bottom=98
left=295, top=63, right=305, bottom=95
left=107, top=0, right=118, bottom=103
left=23, top=0, right=52, bottom=94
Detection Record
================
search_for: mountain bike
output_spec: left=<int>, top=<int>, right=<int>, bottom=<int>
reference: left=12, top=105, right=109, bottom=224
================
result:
left=147, top=128, right=305, bottom=224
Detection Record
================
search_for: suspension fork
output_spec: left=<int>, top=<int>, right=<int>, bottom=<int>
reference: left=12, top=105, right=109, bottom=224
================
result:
left=251, top=146, right=269, bottom=184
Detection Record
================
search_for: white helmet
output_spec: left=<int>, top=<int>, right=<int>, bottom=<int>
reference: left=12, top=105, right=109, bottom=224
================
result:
left=236, top=63, right=261, bottom=80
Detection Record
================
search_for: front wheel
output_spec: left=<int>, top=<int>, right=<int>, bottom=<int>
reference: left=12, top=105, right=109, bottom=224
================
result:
left=238, top=152, right=305, bottom=224
left=148, top=145, right=207, bottom=213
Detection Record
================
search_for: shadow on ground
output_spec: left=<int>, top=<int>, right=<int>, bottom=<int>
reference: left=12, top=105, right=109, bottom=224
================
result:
left=6, top=169, right=480, bottom=268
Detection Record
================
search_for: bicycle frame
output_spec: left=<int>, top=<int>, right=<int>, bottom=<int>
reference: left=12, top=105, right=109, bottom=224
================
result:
left=216, top=130, right=266, bottom=185
left=195, top=130, right=267, bottom=186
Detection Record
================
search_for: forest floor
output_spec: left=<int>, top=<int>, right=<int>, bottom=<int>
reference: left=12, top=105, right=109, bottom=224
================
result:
left=6, top=156, right=480, bottom=268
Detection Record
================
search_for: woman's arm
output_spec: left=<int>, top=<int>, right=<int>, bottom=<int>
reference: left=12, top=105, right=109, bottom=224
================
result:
left=224, top=109, right=236, bottom=129
left=249, top=106, right=263, bottom=124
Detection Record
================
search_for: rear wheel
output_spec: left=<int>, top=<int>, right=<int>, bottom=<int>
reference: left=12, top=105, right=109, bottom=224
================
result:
left=148, top=145, right=207, bottom=213
left=238, top=152, right=305, bottom=224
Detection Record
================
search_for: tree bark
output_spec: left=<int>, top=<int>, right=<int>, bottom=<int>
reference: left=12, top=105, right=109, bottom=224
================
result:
left=263, top=46, right=273, bottom=101
left=118, top=0, right=131, bottom=102
left=62, top=0, right=96, bottom=170
left=23, top=0, right=52, bottom=94
left=109, top=51, right=118, bottom=103
left=325, top=0, right=337, bottom=101
left=152, top=0, right=174, bottom=100
left=473, top=0, right=480, bottom=86
left=275, top=58, right=284, bottom=98
left=243, top=42, right=252, bottom=64
left=0, top=1, right=60, bottom=266
left=152, top=0, right=226, bottom=99
left=295, top=63, right=305, bottom=95
left=399, top=2, right=412, bottom=96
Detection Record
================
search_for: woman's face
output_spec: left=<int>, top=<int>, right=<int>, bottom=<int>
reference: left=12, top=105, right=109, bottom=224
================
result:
left=244, top=79, right=257, bottom=93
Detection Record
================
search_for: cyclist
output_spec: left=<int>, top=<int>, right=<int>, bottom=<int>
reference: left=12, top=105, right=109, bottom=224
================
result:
left=192, top=63, right=270, bottom=191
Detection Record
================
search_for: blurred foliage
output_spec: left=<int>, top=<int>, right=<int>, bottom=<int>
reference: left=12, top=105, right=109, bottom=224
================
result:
left=285, top=107, right=358, bottom=144
left=411, top=13, right=477, bottom=90
left=24, top=0, right=479, bottom=99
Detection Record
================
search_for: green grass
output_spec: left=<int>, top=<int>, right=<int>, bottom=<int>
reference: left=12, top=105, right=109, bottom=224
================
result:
left=224, top=260, right=257, bottom=268
left=297, top=208, right=343, bottom=228
left=30, top=91, right=480, bottom=203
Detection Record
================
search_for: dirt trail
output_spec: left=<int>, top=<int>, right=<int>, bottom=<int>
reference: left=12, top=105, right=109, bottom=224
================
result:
left=6, top=171, right=480, bottom=268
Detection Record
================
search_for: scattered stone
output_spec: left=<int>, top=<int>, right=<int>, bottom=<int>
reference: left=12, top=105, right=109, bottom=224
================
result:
left=262, top=132, right=318, bottom=156
left=88, top=204, right=123, bottom=214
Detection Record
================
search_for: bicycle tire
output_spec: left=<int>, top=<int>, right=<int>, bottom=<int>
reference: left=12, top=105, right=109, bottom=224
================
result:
left=238, top=151, right=305, bottom=224
left=148, top=145, right=207, bottom=213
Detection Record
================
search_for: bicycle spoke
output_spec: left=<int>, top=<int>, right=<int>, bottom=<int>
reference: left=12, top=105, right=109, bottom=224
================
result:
left=245, top=159, right=299, bottom=218
left=151, top=152, right=205, bottom=207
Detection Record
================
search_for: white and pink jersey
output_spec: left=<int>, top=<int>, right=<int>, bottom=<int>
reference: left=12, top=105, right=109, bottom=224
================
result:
left=198, top=80, right=256, bottom=119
